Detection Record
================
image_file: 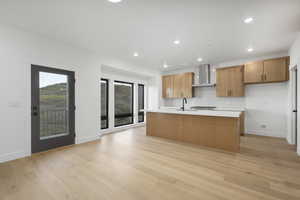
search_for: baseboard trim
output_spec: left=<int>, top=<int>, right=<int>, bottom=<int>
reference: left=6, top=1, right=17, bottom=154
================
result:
left=246, top=130, right=286, bottom=138
left=100, top=123, right=145, bottom=136
left=0, top=135, right=100, bottom=164
left=0, top=151, right=30, bottom=163
left=76, top=135, right=100, bottom=145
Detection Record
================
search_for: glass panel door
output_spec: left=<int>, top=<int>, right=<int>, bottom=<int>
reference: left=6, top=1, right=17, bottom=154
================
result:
left=114, top=81, right=133, bottom=127
left=31, top=65, right=75, bottom=153
left=39, top=72, right=69, bottom=139
left=101, top=79, right=109, bottom=129
left=138, top=84, right=145, bottom=123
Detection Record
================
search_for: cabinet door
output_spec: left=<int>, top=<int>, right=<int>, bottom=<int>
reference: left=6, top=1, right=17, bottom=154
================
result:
left=162, top=76, right=167, bottom=98
left=244, top=61, right=264, bottom=83
left=162, top=75, right=174, bottom=98
left=173, top=74, right=184, bottom=98
left=263, top=57, right=288, bottom=82
left=228, top=66, right=244, bottom=97
left=216, top=69, right=229, bottom=97
left=183, top=72, right=194, bottom=98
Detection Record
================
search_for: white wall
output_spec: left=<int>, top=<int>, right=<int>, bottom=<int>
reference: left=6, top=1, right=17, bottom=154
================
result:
left=289, top=33, right=300, bottom=155
left=162, top=53, right=289, bottom=138
left=0, top=24, right=101, bottom=163
left=0, top=24, right=160, bottom=163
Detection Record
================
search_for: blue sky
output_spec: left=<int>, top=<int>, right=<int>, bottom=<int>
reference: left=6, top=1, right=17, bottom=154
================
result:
left=39, top=72, right=67, bottom=88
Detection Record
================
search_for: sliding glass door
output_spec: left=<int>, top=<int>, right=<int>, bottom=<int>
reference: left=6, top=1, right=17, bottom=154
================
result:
left=101, top=79, right=109, bottom=129
left=138, top=84, right=145, bottom=123
left=114, top=81, right=134, bottom=127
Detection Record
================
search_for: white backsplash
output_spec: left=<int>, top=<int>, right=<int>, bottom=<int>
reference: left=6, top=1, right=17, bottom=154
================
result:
left=163, top=87, right=245, bottom=108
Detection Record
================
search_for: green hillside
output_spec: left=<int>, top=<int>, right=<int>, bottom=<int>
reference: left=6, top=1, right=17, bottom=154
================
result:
left=40, top=83, right=67, bottom=109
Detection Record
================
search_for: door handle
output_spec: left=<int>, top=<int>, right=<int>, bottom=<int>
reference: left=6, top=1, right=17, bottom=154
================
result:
left=32, top=106, right=38, bottom=116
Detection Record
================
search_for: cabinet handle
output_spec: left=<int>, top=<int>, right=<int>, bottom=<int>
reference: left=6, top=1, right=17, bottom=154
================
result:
left=264, top=74, right=267, bottom=81
left=261, top=74, right=264, bottom=81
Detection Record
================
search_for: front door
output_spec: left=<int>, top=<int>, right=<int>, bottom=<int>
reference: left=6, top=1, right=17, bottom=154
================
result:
left=31, top=65, right=75, bottom=153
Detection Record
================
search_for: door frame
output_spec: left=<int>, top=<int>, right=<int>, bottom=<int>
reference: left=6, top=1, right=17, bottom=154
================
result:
left=31, top=64, right=75, bottom=153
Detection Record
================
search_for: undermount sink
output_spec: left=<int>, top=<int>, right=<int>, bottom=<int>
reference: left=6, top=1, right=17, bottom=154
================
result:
left=176, top=108, right=197, bottom=111
left=190, top=106, right=216, bottom=110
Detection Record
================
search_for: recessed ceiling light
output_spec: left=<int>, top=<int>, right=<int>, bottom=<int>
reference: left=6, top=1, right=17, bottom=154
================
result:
left=244, top=17, right=254, bottom=24
left=133, top=52, right=139, bottom=57
left=247, top=48, right=254, bottom=52
left=163, top=63, right=168, bottom=68
left=108, top=0, right=122, bottom=3
left=173, top=40, right=180, bottom=45
left=197, top=58, right=203, bottom=62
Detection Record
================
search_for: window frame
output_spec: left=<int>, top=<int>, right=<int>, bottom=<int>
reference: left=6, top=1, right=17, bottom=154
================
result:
left=138, top=84, right=145, bottom=123
left=101, top=78, right=109, bottom=130
left=114, top=80, right=134, bottom=127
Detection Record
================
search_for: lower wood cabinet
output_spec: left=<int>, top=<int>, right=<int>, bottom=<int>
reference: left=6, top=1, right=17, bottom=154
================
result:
left=162, top=72, right=194, bottom=98
left=216, top=65, right=244, bottom=97
left=244, top=57, right=289, bottom=84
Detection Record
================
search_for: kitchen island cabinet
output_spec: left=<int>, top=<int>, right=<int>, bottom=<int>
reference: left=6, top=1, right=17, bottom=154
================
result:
left=146, top=110, right=241, bottom=152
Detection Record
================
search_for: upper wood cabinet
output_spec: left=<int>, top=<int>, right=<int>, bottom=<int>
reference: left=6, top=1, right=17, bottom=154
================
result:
left=263, top=57, right=289, bottom=82
left=244, top=57, right=289, bottom=84
left=162, top=75, right=174, bottom=98
left=162, top=72, right=194, bottom=98
left=183, top=72, right=194, bottom=98
left=244, top=61, right=264, bottom=83
left=216, top=65, right=244, bottom=97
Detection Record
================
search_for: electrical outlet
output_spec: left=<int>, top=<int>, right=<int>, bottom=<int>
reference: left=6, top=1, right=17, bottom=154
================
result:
left=260, top=124, right=267, bottom=129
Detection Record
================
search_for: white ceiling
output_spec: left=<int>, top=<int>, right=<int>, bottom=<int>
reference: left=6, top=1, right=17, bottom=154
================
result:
left=0, top=0, right=299, bottom=71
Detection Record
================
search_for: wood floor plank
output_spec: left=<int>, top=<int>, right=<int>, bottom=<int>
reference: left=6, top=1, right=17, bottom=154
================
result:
left=1, top=127, right=300, bottom=200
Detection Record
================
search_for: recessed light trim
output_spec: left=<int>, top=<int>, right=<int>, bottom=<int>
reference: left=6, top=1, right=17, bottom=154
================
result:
left=247, top=48, right=254, bottom=52
left=244, top=17, right=254, bottom=24
left=108, top=0, right=122, bottom=3
left=133, top=52, right=139, bottom=57
left=173, top=40, right=181, bottom=45
left=197, top=58, right=203, bottom=62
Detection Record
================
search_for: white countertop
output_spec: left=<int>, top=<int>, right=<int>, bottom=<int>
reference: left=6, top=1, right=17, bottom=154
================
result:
left=160, top=106, right=245, bottom=112
left=147, top=109, right=242, bottom=118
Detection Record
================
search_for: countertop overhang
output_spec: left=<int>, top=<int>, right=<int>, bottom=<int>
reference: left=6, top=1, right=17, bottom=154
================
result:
left=147, top=109, right=242, bottom=118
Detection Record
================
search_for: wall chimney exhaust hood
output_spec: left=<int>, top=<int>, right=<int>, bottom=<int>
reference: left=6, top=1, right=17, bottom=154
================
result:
left=193, top=64, right=216, bottom=87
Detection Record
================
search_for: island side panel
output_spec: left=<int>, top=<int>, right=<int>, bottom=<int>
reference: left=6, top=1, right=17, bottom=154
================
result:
left=146, top=112, right=183, bottom=141
left=215, top=117, right=240, bottom=152
left=240, top=111, right=245, bottom=136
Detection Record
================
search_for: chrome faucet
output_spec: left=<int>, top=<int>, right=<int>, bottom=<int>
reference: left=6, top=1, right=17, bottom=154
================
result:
left=181, top=97, right=187, bottom=111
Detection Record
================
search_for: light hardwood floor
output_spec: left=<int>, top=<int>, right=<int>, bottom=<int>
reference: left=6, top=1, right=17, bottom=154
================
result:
left=1, top=127, right=300, bottom=200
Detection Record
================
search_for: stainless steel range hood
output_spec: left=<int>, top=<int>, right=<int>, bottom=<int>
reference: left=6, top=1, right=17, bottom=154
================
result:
left=193, top=64, right=216, bottom=87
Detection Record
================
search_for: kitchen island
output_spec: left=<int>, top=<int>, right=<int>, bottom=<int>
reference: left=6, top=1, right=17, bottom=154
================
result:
left=146, top=109, right=242, bottom=152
